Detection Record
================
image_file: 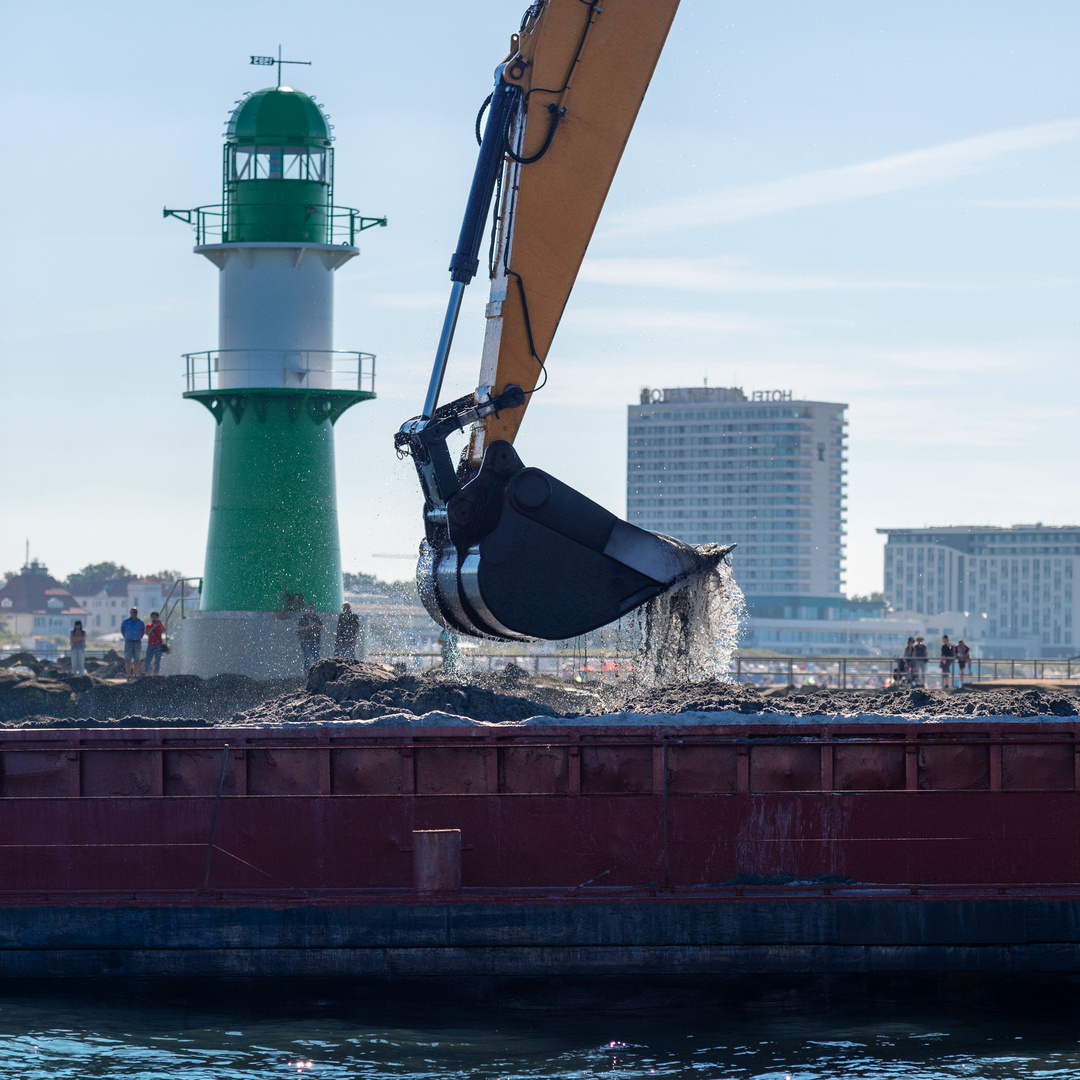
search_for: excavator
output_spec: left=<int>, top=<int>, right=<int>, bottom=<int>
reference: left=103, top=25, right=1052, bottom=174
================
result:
left=396, top=0, right=729, bottom=641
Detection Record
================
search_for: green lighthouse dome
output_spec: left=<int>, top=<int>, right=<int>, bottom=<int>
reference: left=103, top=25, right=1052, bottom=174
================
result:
left=222, top=87, right=336, bottom=243
left=227, top=86, right=332, bottom=147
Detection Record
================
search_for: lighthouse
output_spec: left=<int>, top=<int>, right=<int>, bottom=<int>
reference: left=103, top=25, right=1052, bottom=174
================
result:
left=164, top=78, right=385, bottom=677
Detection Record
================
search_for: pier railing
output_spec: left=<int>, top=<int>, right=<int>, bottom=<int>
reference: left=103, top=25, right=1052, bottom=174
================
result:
left=1, top=645, right=1076, bottom=690
left=369, top=651, right=1080, bottom=689
left=726, top=654, right=1080, bottom=690
left=183, top=350, right=375, bottom=394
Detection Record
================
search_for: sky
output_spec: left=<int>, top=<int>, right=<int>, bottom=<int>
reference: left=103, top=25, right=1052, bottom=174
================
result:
left=1, top=0, right=1077, bottom=597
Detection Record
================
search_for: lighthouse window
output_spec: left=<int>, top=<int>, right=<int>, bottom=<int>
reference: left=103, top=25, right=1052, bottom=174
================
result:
left=231, top=146, right=254, bottom=180
left=283, top=147, right=327, bottom=181
left=283, top=147, right=305, bottom=179
left=231, top=145, right=326, bottom=181
left=255, top=146, right=283, bottom=180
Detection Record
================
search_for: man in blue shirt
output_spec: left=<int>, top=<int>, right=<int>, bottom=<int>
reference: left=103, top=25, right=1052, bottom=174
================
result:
left=120, top=607, right=146, bottom=679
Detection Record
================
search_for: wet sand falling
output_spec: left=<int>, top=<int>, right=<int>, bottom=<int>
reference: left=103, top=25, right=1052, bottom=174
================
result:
left=637, top=543, right=746, bottom=686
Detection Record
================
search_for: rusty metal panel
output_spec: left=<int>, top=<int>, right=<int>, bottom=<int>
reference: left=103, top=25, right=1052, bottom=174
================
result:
left=413, top=829, right=462, bottom=894
left=415, top=747, right=487, bottom=795
left=833, top=744, right=905, bottom=791
left=750, top=744, right=821, bottom=792
left=581, top=745, right=653, bottom=794
left=246, top=750, right=320, bottom=796
left=918, top=744, right=990, bottom=790
left=330, top=748, right=403, bottom=795
left=1002, top=743, right=1074, bottom=791
left=163, top=750, right=236, bottom=797
left=498, top=745, right=569, bottom=794
left=1, top=751, right=70, bottom=798
left=81, top=750, right=156, bottom=797
left=666, top=745, right=737, bottom=794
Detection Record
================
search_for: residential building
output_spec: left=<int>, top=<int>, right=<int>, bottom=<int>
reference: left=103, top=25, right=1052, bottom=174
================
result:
left=73, top=578, right=200, bottom=634
left=627, top=385, right=847, bottom=603
left=739, top=596, right=983, bottom=658
left=879, top=525, right=1078, bottom=657
left=0, top=561, right=89, bottom=641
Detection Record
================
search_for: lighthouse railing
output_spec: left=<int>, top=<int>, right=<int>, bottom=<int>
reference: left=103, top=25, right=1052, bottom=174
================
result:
left=183, top=349, right=375, bottom=394
left=165, top=204, right=386, bottom=246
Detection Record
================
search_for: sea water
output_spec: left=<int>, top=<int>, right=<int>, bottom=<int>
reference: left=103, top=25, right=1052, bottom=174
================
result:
left=1, top=989, right=1079, bottom=1078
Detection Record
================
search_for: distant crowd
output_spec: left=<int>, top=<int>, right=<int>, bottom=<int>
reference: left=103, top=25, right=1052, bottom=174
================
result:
left=66, top=601, right=362, bottom=680
left=894, top=635, right=971, bottom=689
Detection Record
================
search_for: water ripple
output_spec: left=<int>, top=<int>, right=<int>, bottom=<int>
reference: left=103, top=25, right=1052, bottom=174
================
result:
left=0, top=993, right=1076, bottom=1078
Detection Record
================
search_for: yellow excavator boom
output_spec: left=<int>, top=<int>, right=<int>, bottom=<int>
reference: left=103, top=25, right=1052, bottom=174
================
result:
left=472, top=0, right=681, bottom=461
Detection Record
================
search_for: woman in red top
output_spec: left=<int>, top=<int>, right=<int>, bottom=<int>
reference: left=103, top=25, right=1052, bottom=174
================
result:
left=144, top=612, right=166, bottom=676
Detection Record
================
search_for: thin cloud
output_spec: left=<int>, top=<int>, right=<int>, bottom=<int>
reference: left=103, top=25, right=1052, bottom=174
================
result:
left=579, top=256, right=1073, bottom=293
left=977, top=196, right=1080, bottom=209
left=604, top=118, right=1080, bottom=237
left=567, top=306, right=761, bottom=333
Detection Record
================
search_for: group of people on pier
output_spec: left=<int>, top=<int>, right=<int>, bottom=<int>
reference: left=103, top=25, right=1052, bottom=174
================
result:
left=68, top=608, right=166, bottom=679
left=896, top=634, right=971, bottom=688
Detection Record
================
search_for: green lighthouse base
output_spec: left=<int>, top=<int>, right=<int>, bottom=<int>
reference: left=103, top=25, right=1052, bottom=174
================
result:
left=188, top=387, right=371, bottom=613
left=161, top=387, right=372, bottom=679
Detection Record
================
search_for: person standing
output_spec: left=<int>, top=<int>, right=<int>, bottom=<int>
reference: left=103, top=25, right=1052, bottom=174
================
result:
left=144, top=612, right=166, bottom=675
left=912, top=636, right=929, bottom=687
left=297, top=603, right=323, bottom=674
left=940, top=634, right=956, bottom=689
left=903, top=637, right=916, bottom=681
left=334, top=602, right=360, bottom=659
left=120, top=607, right=145, bottom=679
left=69, top=621, right=87, bottom=677
left=955, top=639, right=972, bottom=685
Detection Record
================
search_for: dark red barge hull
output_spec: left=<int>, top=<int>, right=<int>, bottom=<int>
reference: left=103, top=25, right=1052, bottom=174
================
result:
left=2, top=719, right=1080, bottom=977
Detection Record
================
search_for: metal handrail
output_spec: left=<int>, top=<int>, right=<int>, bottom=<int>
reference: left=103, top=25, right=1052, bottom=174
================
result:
left=368, top=651, right=1078, bottom=688
left=728, top=654, right=1079, bottom=690
left=163, top=204, right=387, bottom=246
left=183, top=350, right=375, bottom=394
left=160, top=577, right=202, bottom=631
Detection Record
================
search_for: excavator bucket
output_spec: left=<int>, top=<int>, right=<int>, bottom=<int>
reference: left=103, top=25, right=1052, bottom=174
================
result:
left=416, top=441, right=731, bottom=641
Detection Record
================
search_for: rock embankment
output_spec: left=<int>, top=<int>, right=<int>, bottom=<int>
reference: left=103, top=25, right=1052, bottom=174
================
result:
left=0, top=651, right=300, bottom=726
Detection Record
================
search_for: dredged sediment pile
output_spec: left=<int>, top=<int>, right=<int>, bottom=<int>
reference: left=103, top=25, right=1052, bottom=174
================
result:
left=1, top=653, right=1077, bottom=727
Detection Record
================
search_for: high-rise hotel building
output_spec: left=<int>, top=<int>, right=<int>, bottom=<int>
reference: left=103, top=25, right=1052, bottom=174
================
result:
left=627, top=386, right=848, bottom=607
left=879, top=525, right=1078, bottom=656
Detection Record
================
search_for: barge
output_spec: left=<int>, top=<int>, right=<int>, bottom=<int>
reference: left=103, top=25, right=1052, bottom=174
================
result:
left=2, top=712, right=1080, bottom=978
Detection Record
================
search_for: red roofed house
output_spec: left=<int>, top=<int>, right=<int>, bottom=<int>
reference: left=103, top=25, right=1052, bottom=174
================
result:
left=0, top=561, right=89, bottom=640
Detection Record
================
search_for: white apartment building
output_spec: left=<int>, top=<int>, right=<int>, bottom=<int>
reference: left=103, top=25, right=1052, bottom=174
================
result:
left=627, top=386, right=847, bottom=599
left=879, top=525, right=1078, bottom=657
left=74, top=578, right=200, bottom=634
